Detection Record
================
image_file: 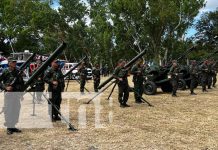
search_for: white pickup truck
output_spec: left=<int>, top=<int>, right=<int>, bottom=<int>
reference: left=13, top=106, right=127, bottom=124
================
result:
left=62, top=63, right=92, bottom=80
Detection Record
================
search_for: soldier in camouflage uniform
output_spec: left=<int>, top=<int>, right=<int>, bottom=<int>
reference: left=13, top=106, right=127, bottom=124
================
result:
left=131, top=59, right=144, bottom=103
left=44, top=59, right=65, bottom=121
left=189, top=60, right=198, bottom=95
left=168, top=60, right=179, bottom=97
left=113, top=59, right=130, bottom=108
left=207, top=60, right=213, bottom=89
left=200, top=60, right=209, bottom=92
left=92, top=64, right=101, bottom=92
left=78, top=62, right=88, bottom=93
left=212, top=60, right=217, bottom=87
left=0, top=57, right=24, bottom=135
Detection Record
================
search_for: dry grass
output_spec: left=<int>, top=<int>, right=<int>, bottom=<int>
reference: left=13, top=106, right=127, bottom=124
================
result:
left=0, top=76, right=218, bottom=150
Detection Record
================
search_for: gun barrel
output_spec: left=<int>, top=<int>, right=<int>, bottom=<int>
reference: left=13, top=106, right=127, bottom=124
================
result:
left=98, top=50, right=146, bottom=89
left=197, top=49, right=218, bottom=65
left=63, top=56, right=87, bottom=78
left=24, top=42, right=66, bottom=91
left=177, top=46, right=196, bottom=61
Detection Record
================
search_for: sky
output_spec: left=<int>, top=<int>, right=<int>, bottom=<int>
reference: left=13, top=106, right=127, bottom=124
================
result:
left=51, top=0, right=218, bottom=38
left=186, top=0, right=218, bottom=37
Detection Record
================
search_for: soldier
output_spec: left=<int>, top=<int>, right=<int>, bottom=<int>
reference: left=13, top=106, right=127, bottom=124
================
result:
left=131, top=59, right=144, bottom=103
left=168, top=60, right=179, bottom=97
left=113, top=59, right=130, bottom=108
left=92, top=64, right=101, bottom=92
left=207, top=60, right=214, bottom=89
left=78, top=62, right=88, bottom=93
left=200, top=60, right=209, bottom=92
left=189, top=60, right=198, bottom=95
left=0, top=57, right=24, bottom=135
left=44, top=59, right=65, bottom=121
left=212, top=60, right=217, bottom=87
left=32, top=60, right=45, bottom=102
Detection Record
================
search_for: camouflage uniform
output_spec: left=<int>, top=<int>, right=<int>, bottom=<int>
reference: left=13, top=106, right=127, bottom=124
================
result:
left=212, top=63, right=217, bottom=87
left=92, top=67, right=101, bottom=92
left=0, top=68, right=24, bottom=128
left=131, top=64, right=144, bottom=103
left=78, top=66, right=88, bottom=93
left=189, top=63, right=198, bottom=94
left=169, top=65, right=179, bottom=96
left=113, top=66, right=129, bottom=106
left=200, top=63, right=209, bottom=92
left=207, top=63, right=213, bottom=89
left=44, top=67, right=65, bottom=120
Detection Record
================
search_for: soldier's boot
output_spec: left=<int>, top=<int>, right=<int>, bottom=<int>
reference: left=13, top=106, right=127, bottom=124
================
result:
left=123, top=99, right=130, bottom=107
left=190, top=91, right=197, bottom=95
left=135, top=98, right=143, bottom=103
left=12, top=128, right=21, bottom=133
left=172, top=91, right=177, bottom=96
left=55, top=115, right=61, bottom=121
left=124, top=103, right=130, bottom=107
left=7, top=128, right=13, bottom=135
left=94, top=88, right=98, bottom=92
left=203, top=87, right=208, bottom=92
left=120, top=103, right=125, bottom=108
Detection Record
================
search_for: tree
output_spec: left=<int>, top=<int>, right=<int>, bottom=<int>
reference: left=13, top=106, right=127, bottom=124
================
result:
left=189, top=9, right=218, bottom=60
left=109, top=0, right=205, bottom=64
left=0, top=0, right=62, bottom=54
left=58, top=0, right=88, bottom=61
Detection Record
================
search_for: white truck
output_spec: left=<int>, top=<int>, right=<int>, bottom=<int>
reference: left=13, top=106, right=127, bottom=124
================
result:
left=62, top=63, right=92, bottom=80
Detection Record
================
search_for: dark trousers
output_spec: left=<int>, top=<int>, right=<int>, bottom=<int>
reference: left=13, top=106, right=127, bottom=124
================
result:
left=133, top=81, right=143, bottom=102
left=49, top=90, right=62, bottom=118
left=190, top=76, right=198, bottom=93
left=171, top=77, right=178, bottom=95
left=208, top=74, right=213, bottom=88
left=212, top=74, right=217, bottom=86
left=201, top=74, right=208, bottom=91
left=118, top=82, right=129, bottom=104
left=94, top=79, right=100, bottom=92
left=4, top=92, right=21, bottom=128
left=80, top=78, right=86, bottom=92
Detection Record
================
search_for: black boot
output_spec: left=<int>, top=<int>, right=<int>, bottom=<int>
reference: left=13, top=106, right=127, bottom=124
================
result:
left=120, top=103, right=125, bottom=108
left=7, top=128, right=13, bottom=135
left=12, top=128, right=22, bottom=133
left=123, top=103, right=130, bottom=107
left=55, top=115, right=61, bottom=121
left=190, top=92, right=197, bottom=95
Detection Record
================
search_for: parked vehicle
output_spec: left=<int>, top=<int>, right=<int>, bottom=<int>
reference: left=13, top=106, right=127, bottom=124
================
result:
left=62, top=63, right=92, bottom=80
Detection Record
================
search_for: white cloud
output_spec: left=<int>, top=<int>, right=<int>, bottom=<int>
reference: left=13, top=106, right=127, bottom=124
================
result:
left=200, top=0, right=218, bottom=13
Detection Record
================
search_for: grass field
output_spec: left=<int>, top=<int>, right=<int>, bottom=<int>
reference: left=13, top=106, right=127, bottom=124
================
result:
left=0, top=76, right=218, bottom=150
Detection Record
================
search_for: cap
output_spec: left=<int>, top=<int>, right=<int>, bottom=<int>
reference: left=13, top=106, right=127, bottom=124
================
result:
left=7, top=57, right=17, bottom=62
left=52, top=59, right=59, bottom=63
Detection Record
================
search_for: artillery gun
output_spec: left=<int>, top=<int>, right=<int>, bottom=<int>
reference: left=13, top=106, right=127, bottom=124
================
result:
left=143, top=46, right=195, bottom=95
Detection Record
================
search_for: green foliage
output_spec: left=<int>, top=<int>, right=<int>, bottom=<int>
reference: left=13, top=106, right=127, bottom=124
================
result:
left=0, top=0, right=62, bottom=54
left=191, top=9, right=218, bottom=60
left=0, top=0, right=211, bottom=66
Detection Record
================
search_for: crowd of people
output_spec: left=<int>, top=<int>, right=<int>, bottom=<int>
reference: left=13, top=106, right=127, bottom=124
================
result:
left=0, top=56, right=217, bottom=135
